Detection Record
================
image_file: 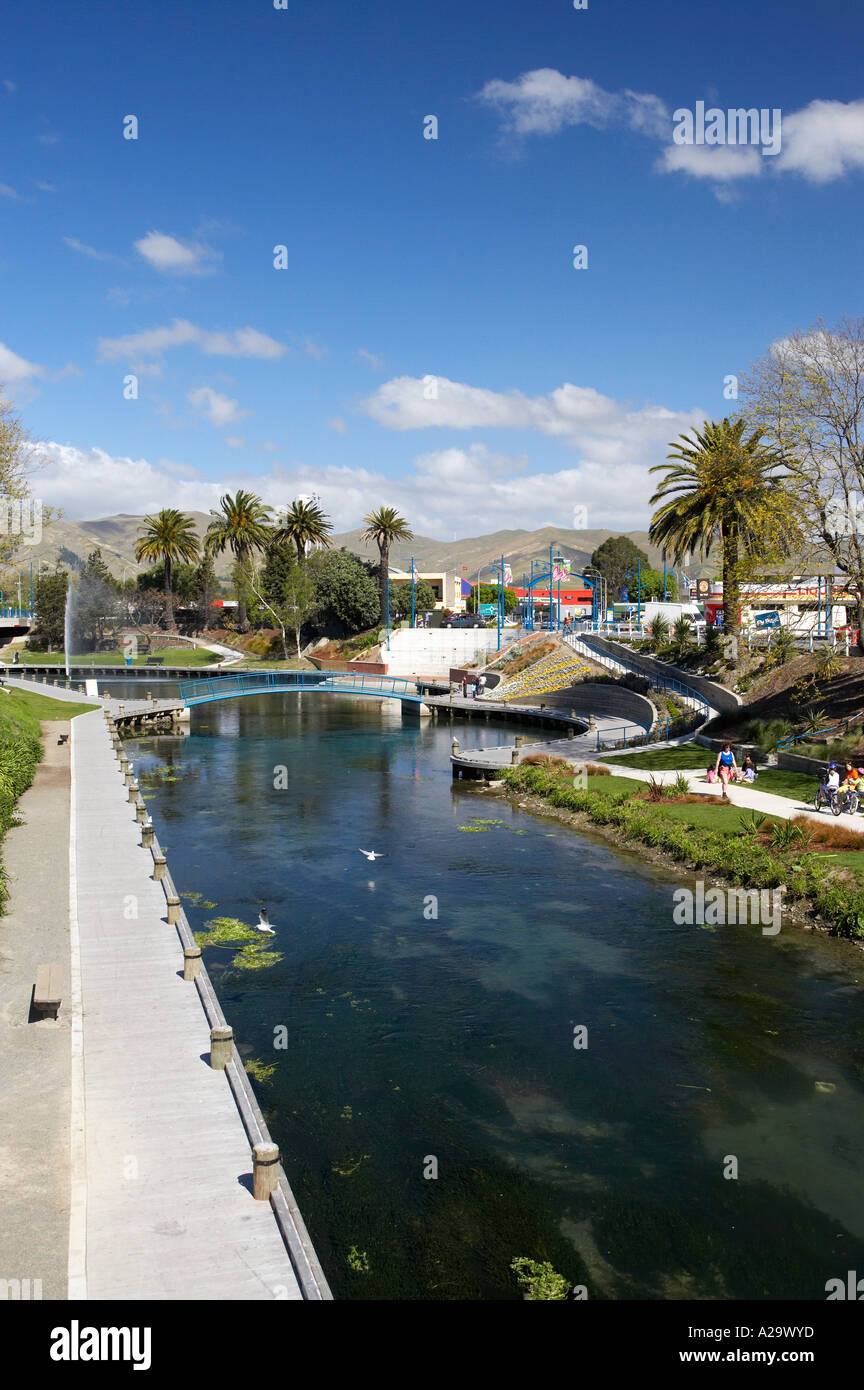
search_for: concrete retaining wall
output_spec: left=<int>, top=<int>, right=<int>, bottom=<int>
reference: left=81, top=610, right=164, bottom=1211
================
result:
left=576, top=634, right=740, bottom=714
left=777, top=750, right=828, bottom=774
left=386, top=629, right=503, bottom=677
left=536, top=683, right=657, bottom=730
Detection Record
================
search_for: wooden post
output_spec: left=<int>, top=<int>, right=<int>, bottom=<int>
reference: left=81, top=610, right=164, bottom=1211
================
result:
left=120, top=757, right=130, bottom=776
left=568, top=727, right=574, bottom=739
left=183, top=946, right=202, bottom=981
left=124, top=766, right=135, bottom=787
left=165, top=893, right=180, bottom=925
left=141, top=821, right=154, bottom=848
left=152, top=852, right=167, bottom=881
left=252, top=1142, right=280, bottom=1200
left=128, top=781, right=139, bottom=803
left=209, top=1025, right=233, bottom=1069
left=135, top=801, right=147, bottom=824
left=515, top=735, right=523, bottom=747
left=588, top=714, right=596, bottom=730
left=511, top=748, right=519, bottom=764
left=451, top=737, right=460, bottom=756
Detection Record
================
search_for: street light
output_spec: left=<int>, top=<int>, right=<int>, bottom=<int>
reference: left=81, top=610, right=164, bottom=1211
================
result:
left=552, top=552, right=565, bottom=632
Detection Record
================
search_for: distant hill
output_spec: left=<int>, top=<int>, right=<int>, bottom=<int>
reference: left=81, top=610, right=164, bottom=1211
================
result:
left=7, top=514, right=719, bottom=581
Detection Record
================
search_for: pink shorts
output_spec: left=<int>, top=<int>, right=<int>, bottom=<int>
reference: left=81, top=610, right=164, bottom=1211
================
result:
left=719, top=766, right=733, bottom=784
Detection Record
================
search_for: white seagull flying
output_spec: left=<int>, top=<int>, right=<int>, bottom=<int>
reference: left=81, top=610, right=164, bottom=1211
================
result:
left=256, top=908, right=276, bottom=935
left=359, top=850, right=383, bottom=861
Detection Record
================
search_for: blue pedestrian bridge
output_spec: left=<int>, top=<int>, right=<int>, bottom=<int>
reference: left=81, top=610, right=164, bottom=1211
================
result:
left=177, top=670, right=433, bottom=706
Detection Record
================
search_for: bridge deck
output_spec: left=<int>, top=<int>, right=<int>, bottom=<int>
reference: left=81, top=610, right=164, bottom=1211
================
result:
left=71, top=709, right=306, bottom=1299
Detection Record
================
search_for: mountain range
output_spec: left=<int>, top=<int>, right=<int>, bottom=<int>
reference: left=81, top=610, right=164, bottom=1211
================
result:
left=5, top=514, right=716, bottom=582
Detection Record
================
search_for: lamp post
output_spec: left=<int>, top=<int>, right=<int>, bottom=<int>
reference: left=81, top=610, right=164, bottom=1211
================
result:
left=409, top=556, right=416, bottom=629
left=386, top=570, right=390, bottom=650
left=552, top=551, right=565, bottom=632
left=623, top=562, right=642, bottom=631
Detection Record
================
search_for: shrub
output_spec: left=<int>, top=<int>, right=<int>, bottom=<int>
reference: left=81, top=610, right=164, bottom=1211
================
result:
left=510, top=1257, right=571, bottom=1300
left=585, top=762, right=611, bottom=776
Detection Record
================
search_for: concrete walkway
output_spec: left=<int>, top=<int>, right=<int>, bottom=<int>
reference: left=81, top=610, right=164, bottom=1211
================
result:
left=71, top=709, right=303, bottom=1299
left=450, top=717, right=651, bottom=775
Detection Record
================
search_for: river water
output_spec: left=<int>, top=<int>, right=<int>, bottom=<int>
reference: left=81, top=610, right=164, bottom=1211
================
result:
left=118, top=684, right=864, bottom=1301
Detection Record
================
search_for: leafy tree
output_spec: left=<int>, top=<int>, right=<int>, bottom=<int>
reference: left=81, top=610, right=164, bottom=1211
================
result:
left=272, top=498, right=334, bottom=561
left=27, top=568, right=68, bottom=651
left=649, top=418, right=796, bottom=657
left=307, top=548, right=379, bottom=634
left=204, top=490, right=273, bottom=631
left=637, top=567, right=678, bottom=601
left=273, top=560, right=320, bottom=658
left=191, top=552, right=219, bottom=629
left=134, top=509, right=201, bottom=629
left=71, top=549, right=123, bottom=652
left=466, top=583, right=517, bottom=615
left=739, top=316, right=864, bottom=654
left=136, top=560, right=198, bottom=605
left=361, top=507, right=414, bottom=625
left=590, top=536, right=649, bottom=602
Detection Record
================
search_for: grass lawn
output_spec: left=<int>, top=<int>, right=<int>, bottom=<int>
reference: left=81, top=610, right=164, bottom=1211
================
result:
left=598, top=745, right=709, bottom=770
left=232, top=656, right=316, bottom=670
left=585, top=774, right=638, bottom=797
left=0, top=688, right=100, bottom=721
left=735, top=768, right=816, bottom=802
left=817, top=851, right=864, bottom=877
left=7, top=647, right=219, bottom=668
left=654, top=800, right=783, bottom=833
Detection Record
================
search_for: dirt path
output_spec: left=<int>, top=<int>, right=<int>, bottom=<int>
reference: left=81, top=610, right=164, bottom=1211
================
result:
left=0, top=721, right=71, bottom=1300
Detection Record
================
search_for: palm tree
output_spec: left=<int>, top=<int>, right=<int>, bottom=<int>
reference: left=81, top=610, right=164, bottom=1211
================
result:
left=649, top=418, right=793, bottom=656
left=204, top=490, right=274, bottom=630
left=361, top=506, right=414, bottom=625
left=648, top=614, right=670, bottom=650
left=134, top=508, right=201, bottom=629
left=272, top=498, right=334, bottom=562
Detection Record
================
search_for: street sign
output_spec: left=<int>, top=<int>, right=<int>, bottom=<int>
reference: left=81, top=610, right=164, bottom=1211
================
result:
left=754, top=610, right=781, bottom=630
left=477, top=603, right=496, bottom=616
left=621, top=588, right=629, bottom=601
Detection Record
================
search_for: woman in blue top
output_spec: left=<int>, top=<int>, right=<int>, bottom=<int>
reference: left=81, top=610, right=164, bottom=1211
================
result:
left=714, top=742, right=738, bottom=795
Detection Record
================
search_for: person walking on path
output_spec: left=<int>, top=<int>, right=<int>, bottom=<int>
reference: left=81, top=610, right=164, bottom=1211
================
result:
left=714, top=742, right=738, bottom=796
left=478, top=674, right=487, bottom=698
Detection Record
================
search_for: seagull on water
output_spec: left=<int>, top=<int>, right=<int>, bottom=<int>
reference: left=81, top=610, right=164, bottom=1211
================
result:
left=256, top=908, right=276, bottom=935
left=359, top=850, right=383, bottom=861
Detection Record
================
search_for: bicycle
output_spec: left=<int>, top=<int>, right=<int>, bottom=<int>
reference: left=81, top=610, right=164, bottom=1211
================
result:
left=836, top=787, right=860, bottom=816
left=813, top=784, right=838, bottom=813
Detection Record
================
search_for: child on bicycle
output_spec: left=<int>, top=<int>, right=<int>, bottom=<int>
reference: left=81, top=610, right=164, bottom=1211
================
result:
left=815, top=762, right=840, bottom=810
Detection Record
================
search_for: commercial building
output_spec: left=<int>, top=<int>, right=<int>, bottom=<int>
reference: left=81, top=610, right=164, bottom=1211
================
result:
left=387, top=568, right=466, bottom=612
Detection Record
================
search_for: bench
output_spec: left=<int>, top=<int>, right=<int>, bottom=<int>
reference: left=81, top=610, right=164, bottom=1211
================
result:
left=147, top=657, right=164, bottom=666
left=33, top=963, right=63, bottom=1019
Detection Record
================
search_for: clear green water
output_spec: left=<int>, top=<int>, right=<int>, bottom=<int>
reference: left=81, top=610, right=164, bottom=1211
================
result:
left=123, top=688, right=864, bottom=1301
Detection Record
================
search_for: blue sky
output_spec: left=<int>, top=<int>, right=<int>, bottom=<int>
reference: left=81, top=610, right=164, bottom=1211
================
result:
left=1, top=0, right=863, bottom=537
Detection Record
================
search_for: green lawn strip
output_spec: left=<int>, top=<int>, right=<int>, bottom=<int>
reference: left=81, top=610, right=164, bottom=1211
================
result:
left=2, top=689, right=100, bottom=721
left=0, top=689, right=69, bottom=910
left=503, top=762, right=864, bottom=940
left=7, top=647, right=218, bottom=667
left=597, top=745, right=709, bottom=770
left=584, top=774, right=640, bottom=797
left=657, top=801, right=783, bottom=832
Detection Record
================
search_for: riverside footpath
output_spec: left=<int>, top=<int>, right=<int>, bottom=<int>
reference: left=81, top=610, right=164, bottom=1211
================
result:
left=1, top=682, right=329, bottom=1301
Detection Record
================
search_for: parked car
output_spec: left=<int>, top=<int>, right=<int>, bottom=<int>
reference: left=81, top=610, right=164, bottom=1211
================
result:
left=441, top=615, right=486, bottom=629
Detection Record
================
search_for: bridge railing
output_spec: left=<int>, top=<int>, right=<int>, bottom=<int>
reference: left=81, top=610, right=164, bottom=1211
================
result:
left=177, top=670, right=419, bottom=704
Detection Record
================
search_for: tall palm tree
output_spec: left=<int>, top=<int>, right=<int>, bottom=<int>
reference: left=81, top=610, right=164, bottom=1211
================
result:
left=649, top=418, right=793, bottom=652
left=272, top=498, right=334, bottom=562
left=361, top=506, right=414, bottom=625
left=134, top=508, right=201, bottom=629
left=204, top=490, right=274, bottom=630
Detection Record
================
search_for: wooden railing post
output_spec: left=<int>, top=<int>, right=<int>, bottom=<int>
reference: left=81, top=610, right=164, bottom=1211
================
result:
left=252, top=1142, right=280, bottom=1200
left=209, top=1025, right=233, bottom=1069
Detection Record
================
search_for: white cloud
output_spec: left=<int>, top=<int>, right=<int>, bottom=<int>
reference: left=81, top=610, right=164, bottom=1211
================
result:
left=479, top=69, right=864, bottom=188
left=656, top=143, right=763, bottom=180
left=64, top=235, right=124, bottom=262
left=225, top=436, right=246, bottom=449
left=779, top=98, right=864, bottom=181
left=0, top=183, right=21, bottom=200
left=0, top=342, right=43, bottom=383
left=36, top=132, right=61, bottom=144
left=3, top=80, right=16, bottom=94
left=133, top=230, right=220, bottom=276
left=24, top=436, right=675, bottom=535
left=36, top=180, right=56, bottom=192
left=477, top=68, right=668, bottom=140
left=327, top=417, right=347, bottom=435
left=304, top=339, right=327, bottom=360
left=361, top=374, right=702, bottom=464
left=187, top=386, right=250, bottom=428
left=98, top=318, right=287, bottom=363
left=358, top=348, right=386, bottom=370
